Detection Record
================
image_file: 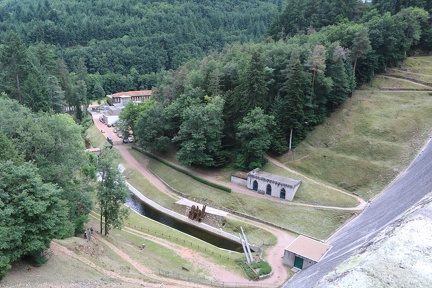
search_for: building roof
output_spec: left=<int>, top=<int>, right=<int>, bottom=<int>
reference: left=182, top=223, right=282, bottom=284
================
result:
left=285, top=235, right=332, bottom=262
left=248, top=169, right=301, bottom=187
left=110, top=90, right=152, bottom=97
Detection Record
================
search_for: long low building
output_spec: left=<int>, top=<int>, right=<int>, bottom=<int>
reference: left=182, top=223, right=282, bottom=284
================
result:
left=108, top=90, right=152, bottom=106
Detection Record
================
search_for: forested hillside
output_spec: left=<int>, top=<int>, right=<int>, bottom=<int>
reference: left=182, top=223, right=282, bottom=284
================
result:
left=135, top=2, right=432, bottom=169
left=1, top=0, right=432, bottom=279
left=0, top=0, right=282, bottom=94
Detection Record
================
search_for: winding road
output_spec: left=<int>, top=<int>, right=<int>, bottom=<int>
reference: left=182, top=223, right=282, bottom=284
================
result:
left=284, top=137, right=432, bottom=287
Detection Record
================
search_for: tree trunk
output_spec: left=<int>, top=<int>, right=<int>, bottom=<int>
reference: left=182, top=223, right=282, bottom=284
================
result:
left=16, top=72, right=23, bottom=104
left=104, top=212, right=108, bottom=236
left=100, top=212, right=103, bottom=235
left=353, top=56, right=358, bottom=77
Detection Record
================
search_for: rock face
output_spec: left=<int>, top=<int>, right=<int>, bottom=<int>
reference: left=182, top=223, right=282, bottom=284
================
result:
left=319, top=193, right=432, bottom=288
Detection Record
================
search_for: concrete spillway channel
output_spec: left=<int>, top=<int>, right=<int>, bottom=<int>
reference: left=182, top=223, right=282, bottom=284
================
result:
left=125, top=182, right=251, bottom=252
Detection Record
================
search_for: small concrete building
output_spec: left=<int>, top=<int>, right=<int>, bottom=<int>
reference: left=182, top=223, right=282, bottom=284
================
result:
left=247, top=168, right=302, bottom=201
left=283, top=235, right=332, bottom=270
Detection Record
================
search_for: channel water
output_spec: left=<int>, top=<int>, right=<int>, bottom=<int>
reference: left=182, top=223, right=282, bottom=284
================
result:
left=125, top=193, right=244, bottom=252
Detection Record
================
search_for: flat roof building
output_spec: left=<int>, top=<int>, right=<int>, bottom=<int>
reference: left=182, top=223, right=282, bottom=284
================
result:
left=283, top=235, right=332, bottom=270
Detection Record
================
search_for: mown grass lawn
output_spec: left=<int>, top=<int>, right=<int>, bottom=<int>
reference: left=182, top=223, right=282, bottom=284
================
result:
left=262, top=162, right=359, bottom=207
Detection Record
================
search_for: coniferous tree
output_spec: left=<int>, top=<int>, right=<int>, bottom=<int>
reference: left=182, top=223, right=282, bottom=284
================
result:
left=72, top=79, right=87, bottom=122
left=0, top=33, right=28, bottom=104
left=326, top=45, right=351, bottom=111
left=280, top=51, right=311, bottom=148
left=233, top=50, right=269, bottom=125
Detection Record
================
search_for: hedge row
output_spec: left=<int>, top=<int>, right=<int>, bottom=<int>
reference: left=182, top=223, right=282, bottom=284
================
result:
left=132, top=146, right=231, bottom=193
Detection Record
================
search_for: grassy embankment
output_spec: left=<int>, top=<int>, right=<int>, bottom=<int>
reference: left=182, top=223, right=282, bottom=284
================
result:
left=132, top=149, right=354, bottom=240
left=279, top=56, right=432, bottom=201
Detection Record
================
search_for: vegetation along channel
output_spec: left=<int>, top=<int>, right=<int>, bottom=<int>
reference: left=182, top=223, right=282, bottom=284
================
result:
left=2, top=0, right=432, bottom=287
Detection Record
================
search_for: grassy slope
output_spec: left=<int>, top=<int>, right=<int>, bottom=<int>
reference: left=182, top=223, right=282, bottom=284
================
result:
left=145, top=151, right=354, bottom=239
left=279, top=57, right=432, bottom=200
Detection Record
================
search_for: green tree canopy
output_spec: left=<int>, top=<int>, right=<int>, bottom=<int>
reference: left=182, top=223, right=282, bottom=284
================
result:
left=236, top=107, right=275, bottom=170
left=173, top=96, right=225, bottom=167
left=0, top=161, right=69, bottom=279
left=119, top=99, right=154, bottom=138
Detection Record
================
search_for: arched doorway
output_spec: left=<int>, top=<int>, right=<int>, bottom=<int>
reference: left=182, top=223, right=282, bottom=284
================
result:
left=280, top=188, right=286, bottom=199
left=266, top=184, right=272, bottom=195
left=253, top=180, right=258, bottom=191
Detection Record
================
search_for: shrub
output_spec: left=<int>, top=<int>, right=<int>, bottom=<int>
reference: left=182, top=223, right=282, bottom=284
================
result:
left=235, top=258, right=258, bottom=280
left=257, top=261, right=272, bottom=275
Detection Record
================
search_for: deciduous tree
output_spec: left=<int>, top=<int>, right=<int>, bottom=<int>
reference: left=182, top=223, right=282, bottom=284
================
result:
left=236, top=107, right=275, bottom=170
left=173, top=96, right=225, bottom=167
left=0, top=161, right=69, bottom=279
left=97, top=149, right=129, bottom=236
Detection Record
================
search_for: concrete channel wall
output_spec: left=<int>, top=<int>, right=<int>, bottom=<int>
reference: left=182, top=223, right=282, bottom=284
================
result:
left=125, top=182, right=242, bottom=246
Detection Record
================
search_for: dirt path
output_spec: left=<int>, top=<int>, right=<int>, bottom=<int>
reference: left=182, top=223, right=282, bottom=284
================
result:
left=87, top=212, right=247, bottom=284
left=116, top=144, right=173, bottom=196
left=51, top=241, right=162, bottom=287
left=378, top=75, right=432, bottom=88
left=92, top=233, right=215, bottom=287
left=93, top=111, right=364, bottom=210
left=123, top=227, right=246, bottom=283
left=111, top=145, right=295, bottom=286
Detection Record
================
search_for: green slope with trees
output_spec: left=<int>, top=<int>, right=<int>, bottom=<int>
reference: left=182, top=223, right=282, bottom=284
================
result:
left=1, top=0, right=432, bottom=281
left=135, top=4, right=431, bottom=169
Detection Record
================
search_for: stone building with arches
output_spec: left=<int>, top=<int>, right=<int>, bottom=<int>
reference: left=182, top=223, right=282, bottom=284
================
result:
left=246, top=168, right=302, bottom=201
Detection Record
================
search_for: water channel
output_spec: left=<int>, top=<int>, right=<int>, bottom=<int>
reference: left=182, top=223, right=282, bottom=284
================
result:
left=125, top=193, right=244, bottom=252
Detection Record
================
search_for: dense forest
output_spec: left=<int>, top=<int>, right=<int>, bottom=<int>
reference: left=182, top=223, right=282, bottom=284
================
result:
left=1, top=0, right=432, bottom=279
left=0, top=0, right=283, bottom=96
